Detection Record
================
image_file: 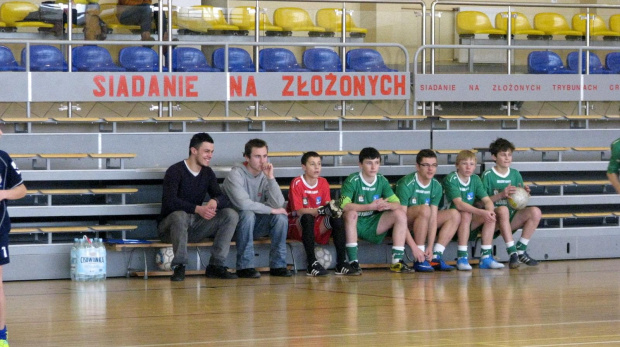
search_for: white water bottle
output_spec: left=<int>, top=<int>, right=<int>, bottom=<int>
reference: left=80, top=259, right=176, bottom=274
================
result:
left=70, top=238, right=79, bottom=281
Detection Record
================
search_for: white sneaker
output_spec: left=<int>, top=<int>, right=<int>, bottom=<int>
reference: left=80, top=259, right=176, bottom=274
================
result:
left=456, top=257, right=472, bottom=271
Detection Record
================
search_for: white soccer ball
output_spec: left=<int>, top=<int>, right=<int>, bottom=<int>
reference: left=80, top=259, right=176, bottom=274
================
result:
left=508, top=187, right=529, bottom=210
left=314, top=245, right=333, bottom=269
left=155, top=247, right=174, bottom=271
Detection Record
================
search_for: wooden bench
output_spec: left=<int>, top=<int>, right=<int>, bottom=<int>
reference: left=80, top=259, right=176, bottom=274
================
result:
left=12, top=225, right=138, bottom=244
left=10, top=153, right=136, bottom=170
left=572, top=146, right=610, bottom=161
left=27, top=188, right=138, bottom=206
left=531, top=147, right=570, bottom=162
left=106, top=238, right=299, bottom=279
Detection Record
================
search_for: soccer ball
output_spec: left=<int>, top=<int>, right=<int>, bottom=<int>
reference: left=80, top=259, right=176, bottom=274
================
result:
left=155, top=247, right=174, bottom=271
left=314, top=246, right=333, bottom=269
left=508, top=187, right=529, bottom=210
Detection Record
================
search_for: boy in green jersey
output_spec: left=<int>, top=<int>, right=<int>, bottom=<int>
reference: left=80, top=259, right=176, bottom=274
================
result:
left=443, top=150, right=503, bottom=271
left=395, top=149, right=460, bottom=272
left=607, top=137, right=620, bottom=194
left=481, top=138, right=541, bottom=269
left=341, top=147, right=422, bottom=273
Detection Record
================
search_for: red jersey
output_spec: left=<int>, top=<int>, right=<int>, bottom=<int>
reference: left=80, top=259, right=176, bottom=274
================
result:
left=287, top=175, right=333, bottom=245
left=287, top=175, right=331, bottom=213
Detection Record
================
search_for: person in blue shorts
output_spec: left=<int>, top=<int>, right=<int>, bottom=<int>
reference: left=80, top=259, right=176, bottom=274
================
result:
left=0, top=129, right=27, bottom=347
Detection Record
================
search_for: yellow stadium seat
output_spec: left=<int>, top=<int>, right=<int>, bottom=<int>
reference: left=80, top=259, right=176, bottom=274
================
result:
left=0, top=1, right=54, bottom=28
left=229, top=7, right=282, bottom=32
left=273, top=7, right=326, bottom=34
left=456, top=11, right=506, bottom=36
left=533, top=12, right=583, bottom=37
left=177, top=5, right=239, bottom=33
left=495, top=12, right=545, bottom=36
left=571, top=13, right=620, bottom=38
left=316, top=8, right=367, bottom=36
left=610, top=14, right=620, bottom=33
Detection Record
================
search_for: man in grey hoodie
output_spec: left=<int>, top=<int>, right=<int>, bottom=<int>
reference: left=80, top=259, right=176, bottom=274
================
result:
left=223, top=138, right=292, bottom=278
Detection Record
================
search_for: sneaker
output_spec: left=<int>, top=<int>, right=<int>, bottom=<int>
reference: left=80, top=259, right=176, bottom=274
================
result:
left=390, top=260, right=414, bottom=273
left=430, top=256, right=455, bottom=271
left=170, top=264, right=185, bottom=282
left=413, top=260, right=435, bottom=272
left=519, top=252, right=539, bottom=266
left=335, top=262, right=361, bottom=276
left=236, top=268, right=261, bottom=278
left=479, top=256, right=505, bottom=269
left=456, top=257, right=472, bottom=271
left=205, top=265, right=238, bottom=279
left=270, top=267, right=293, bottom=277
left=306, top=261, right=328, bottom=277
left=349, top=261, right=363, bottom=275
left=509, top=253, right=520, bottom=269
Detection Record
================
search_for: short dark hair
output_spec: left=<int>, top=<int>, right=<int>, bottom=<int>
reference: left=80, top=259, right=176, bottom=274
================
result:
left=359, top=147, right=381, bottom=163
left=489, top=138, right=515, bottom=156
left=416, top=149, right=437, bottom=165
left=189, top=133, right=214, bottom=156
left=244, top=138, right=268, bottom=158
left=301, top=151, right=321, bottom=165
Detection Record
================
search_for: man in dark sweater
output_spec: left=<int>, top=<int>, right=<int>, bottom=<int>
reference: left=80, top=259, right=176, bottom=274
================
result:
left=158, top=133, right=239, bottom=281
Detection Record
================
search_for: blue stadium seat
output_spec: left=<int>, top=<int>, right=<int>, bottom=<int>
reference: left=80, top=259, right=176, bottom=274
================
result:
left=302, top=48, right=351, bottom=72
left=0, top=46, right=25, bottom=71
left=259, top=48, right=310, bottom=72
left=172, top=47, right=218, bottom=72
left=72, top=46, right=125, bottom=72
left=118, top=47, right=168, bottom=72
left=21, top=45, right=68, bottom=71
left=605, top=52, right=620, bottom=73
left=212, top=47, right=258, bottom=72
left=567, top=51, right=612, bottom=74
left=346, top=49, right=397, bottom=72
left=527, top=51, right=576, bottom=74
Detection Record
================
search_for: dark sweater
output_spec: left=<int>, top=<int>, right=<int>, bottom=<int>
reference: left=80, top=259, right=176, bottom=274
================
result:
left=158, top=160, right=230, bottom=222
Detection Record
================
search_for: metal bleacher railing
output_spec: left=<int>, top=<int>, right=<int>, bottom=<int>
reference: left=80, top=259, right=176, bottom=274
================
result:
left=424, top=0, right=620, bottom=116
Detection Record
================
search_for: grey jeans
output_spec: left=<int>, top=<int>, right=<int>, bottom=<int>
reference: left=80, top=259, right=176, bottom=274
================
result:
left=158, top=208, right=239, bottom=267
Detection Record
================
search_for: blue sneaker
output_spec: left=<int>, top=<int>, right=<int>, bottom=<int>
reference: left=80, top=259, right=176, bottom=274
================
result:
left=430, top=256, right=455, bottom=271
left=456, top=257, right=472, bottom=271
left=413, top=260, right=434, bottom=272
left=479, top=256, right=505, bottom=269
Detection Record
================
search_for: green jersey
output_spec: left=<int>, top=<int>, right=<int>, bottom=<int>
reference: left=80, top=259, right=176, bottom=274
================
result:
left=340, top=172, right=399, bottom=217
left=481, top=167, right=524, bottom=209
left=442, top=171, right=488, bottom=209
left=607, top=137, right=620, bottom=174
left=395, top=172, right=443, bottom=207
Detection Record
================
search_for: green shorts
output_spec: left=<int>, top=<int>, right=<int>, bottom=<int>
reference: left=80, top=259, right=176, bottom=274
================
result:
left=468, top=210, right=517, bottom=241
left=357, top=213, right=386, bottom=244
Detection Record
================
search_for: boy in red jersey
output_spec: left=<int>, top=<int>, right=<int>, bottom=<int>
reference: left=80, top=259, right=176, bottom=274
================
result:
left=287, top=152, right=357, bottom=276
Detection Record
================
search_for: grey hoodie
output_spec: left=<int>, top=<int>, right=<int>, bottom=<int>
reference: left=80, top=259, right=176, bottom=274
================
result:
left=222, top=163, right=285, bottom=214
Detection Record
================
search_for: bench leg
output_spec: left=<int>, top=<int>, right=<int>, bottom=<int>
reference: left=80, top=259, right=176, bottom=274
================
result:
left=286, top=242, right=297, bottom=274
left=196, top=246, right=207, bottom=270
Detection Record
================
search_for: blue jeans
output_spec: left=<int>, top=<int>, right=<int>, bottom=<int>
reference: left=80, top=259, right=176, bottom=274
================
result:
left=235, top=211, right=288, bottom=270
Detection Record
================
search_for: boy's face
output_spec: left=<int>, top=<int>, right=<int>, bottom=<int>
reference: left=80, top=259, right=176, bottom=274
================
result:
left=456, top=157, right=476, bottom=178
left=416, top=157, right=437, bottom=181
left=360, top=157, right=380, bottom=179
left=493, top=150, right=513, bottom=169
left=191, top=141, right=214, bottom=167
left=245, top=146, right=268, bottom=175
left=302, top=156, right=322, bottom=180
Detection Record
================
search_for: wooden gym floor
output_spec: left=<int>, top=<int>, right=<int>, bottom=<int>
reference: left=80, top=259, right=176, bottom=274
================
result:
left=6, top=259, right=620, bottom=346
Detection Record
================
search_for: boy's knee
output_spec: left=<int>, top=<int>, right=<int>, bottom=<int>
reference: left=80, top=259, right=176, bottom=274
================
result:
left=343, top=210, right=357, bottom=223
